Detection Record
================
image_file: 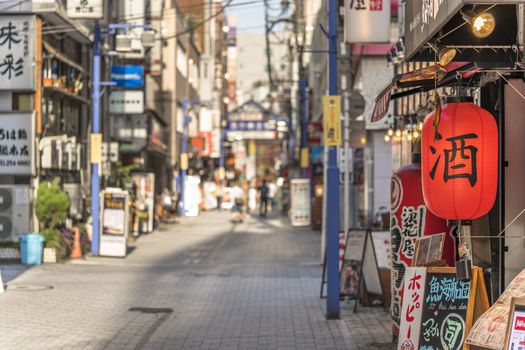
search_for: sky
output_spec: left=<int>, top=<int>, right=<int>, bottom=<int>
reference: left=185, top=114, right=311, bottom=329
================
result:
left=225, top=0, right=285, bottom=34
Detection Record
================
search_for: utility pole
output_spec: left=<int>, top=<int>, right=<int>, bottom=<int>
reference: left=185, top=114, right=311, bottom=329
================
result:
left=179, top=99, right=189, bottom=216
left=300, top=79, right=309, bottom=178
left=90, top=23, right=101, bottom=256
left=325, top=0, right=340, bottom=319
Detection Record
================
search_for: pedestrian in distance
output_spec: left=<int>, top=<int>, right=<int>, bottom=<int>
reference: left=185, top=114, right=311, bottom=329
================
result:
left=259, top=180, right=269, bottom=218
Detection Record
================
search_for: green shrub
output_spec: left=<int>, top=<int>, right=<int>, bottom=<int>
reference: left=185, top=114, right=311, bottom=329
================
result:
left=35, top=181, right=70, bottom=229
left=39, top=229, right=61, bottom=249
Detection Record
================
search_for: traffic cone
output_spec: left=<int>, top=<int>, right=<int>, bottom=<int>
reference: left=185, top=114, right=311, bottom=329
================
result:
left=70, top=227, right=83, bottom=259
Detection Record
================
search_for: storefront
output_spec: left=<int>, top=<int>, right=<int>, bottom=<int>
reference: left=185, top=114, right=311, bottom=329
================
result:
left=370, top=1, right=525, bottom=348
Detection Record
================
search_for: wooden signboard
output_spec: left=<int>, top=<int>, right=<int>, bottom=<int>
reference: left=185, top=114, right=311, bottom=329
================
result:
left=398, top=267, right=489, bottom=350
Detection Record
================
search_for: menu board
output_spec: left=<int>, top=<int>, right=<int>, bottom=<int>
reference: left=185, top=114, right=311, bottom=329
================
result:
left=398, top=267, right=489, bottom=350
left=418, top=271, right=471, bottom=350
left=371, top=231, right=391, bottom=269
left=340, top=229, right=367, bottom=297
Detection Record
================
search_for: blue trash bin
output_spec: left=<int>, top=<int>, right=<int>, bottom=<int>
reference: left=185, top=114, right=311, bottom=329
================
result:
left=19, top=233, right=45, bottom=265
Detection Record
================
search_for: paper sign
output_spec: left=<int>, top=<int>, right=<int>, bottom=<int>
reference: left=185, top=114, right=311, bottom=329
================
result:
left=90, top=133, right=102, bottom=164
left=322, top=95, right=342, bottom=146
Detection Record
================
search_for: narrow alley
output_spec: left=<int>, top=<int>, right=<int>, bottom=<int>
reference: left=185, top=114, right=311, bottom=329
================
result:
left=0, top=213, right=392, bottom=350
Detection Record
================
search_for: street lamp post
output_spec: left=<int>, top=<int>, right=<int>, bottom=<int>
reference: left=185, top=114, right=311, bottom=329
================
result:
left=299, top=79, right=309, bottom=178
left=326, top=0, right=340, bottom=319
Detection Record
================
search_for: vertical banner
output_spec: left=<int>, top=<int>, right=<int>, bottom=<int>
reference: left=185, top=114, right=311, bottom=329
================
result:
left=0, top=16, right=36, bottom=90
left=322, top=96, right=342, bottom=146
left=398, top=267, right=427, bottom=350
left=344, top=0, right=391, bottom=43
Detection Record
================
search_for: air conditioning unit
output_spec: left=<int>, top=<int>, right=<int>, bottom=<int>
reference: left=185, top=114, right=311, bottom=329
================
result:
left=115, top=34, right=132, bottom=52
left=141, top=31, right=156, bottom=48
left=63, top=183, right=83, bottom=220
left=40, top=136, right=67, bottom=170
left=0, top=186, right=31, bottom=242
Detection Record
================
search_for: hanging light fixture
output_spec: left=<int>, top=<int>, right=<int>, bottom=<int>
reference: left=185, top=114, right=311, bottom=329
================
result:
left=427, top=42, right=457, bottom=66
left=395, top=129, right=402, bottom=137
left=407, top=130, right=413, bottom=141
left=412, top=129, right=420, bottom=139
left=387, top=128, right=394, bottom=136
left=462, top=10, right=496, bottom=38
left=384, top=134, right=391, bottom=142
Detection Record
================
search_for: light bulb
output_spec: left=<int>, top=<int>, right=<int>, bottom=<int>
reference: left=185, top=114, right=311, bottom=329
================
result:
left=387, top=128, right=394, bottom=136
left=418, top=121, right=424, bottom=130
left=472, top=12, right=495, bottom=38
left=407, top=132, right=413, bottom=141
left=384, top=134, right=391, bottom=142
left=412, top=130, right=420, bottom=139
left=395, top=129, right=402, bottom=137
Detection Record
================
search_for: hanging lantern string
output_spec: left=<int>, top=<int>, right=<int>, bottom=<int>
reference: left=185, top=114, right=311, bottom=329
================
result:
left=496, top=72, right=525, bottom=101
left=465, top=208, right=525, bottom=239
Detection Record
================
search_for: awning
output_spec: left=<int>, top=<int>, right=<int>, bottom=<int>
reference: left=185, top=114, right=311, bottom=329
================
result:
left=370, top=62, right=478, bottom=122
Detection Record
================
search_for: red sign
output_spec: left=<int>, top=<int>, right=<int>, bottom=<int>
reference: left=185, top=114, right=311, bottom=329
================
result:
left=422, top=102, right=498, bottom=220
left=199, top=131, right=212, bottom=157
left=515, top=316, right=525, bottom=332
left=307, top=121, right=323, bottom=145
left=191, top=137, right=204, bottom=150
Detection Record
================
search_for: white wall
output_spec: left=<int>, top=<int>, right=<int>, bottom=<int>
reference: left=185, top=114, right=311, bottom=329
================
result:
left=504, top=79, right=525, bottom=285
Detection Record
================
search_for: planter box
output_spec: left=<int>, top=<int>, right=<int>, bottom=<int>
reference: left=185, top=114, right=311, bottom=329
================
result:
left=0, top=248, right=20, bottom=260
left=43, top=248, right=57, bottom=264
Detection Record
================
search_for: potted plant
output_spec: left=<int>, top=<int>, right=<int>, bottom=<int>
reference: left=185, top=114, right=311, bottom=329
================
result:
left=35, top=181, right=70, bottom=263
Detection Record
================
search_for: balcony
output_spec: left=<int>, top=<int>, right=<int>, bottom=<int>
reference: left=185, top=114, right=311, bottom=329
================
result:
left=2, top=0, right=92, bottom=44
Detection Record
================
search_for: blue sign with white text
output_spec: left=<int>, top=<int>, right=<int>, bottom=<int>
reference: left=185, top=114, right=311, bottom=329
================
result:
left=111, top=65, right=144, bottom=88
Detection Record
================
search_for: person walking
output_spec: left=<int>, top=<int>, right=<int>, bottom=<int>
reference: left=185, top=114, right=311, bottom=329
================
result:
left=259, top=180, right=269, bottom=218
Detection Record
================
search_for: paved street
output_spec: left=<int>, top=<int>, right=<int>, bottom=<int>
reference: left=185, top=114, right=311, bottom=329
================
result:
left=0, top=212, right=393, bottom=350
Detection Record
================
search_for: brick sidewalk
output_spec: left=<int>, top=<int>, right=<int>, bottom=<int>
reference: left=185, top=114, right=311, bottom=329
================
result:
left=0, top=212, right=394, bottom=349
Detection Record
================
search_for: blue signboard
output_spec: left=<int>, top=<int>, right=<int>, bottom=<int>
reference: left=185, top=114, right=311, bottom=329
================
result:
left=111, top=65, right=144, bottom=88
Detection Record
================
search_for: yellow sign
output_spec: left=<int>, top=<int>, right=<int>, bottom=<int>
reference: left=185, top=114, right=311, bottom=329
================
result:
left=322, top=95, right=342, bottom=146
left=300, top=147, right=309, bottom=168
left=90, top=133, right=102, bottom=164
left=180, top=153, right=188, bottom=170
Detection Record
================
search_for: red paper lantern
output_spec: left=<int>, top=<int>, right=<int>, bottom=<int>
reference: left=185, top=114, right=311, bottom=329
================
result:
left=390, top=159, right=456, bottom=334
left=422, top=101, right=498, bottom=220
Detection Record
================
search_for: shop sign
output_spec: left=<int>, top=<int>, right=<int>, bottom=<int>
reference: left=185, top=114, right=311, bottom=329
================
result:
left=0, top=113, right=34, bottom=175
left=99, top=189, right=129, bottom=258
left=111, top=65, right=144, bottom=88
left=228, top=121, right=272, bottom=132
left=226, top=131, right=275, bottom=140
left=322, top=95, right=342, bottom=146
left=109, top=90, right=144, bottom=114
left=67, top=0, right=104, bottom=19
left=344, top=0, right=391, bottom=43
left=0, top=16, right=35, bottom=91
